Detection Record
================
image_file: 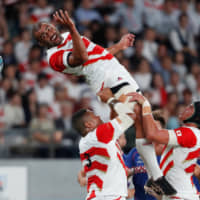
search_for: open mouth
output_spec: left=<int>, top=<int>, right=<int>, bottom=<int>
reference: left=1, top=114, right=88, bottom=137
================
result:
left=51, top=34, right=57, bottom=41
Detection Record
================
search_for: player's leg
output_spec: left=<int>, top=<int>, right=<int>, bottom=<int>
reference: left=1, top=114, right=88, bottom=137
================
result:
left=112, top=83, right=163, bottom=180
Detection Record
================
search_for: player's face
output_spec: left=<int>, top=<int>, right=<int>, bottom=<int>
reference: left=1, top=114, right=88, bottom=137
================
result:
left=87, top=111, right=102, bottom=129
left=35, top=23, right=63, bottom=47
left=178, top=104, right=194, bottom=122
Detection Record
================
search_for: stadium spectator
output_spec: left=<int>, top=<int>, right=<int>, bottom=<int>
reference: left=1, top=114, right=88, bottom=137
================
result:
left=34, top=73, right=54, bottom=105
left=109, top=0, right=144, bottom=35
left=133, top=58, right=152, bottom=91
left=54, top=101, right=77, bottom=143
left=150, top=73, right=167, bottom=107
left=164, top=92, right=180, bottom=129
left=22, top=88, right=38, bottom=125
left=30, top=0, right=53, bottom=23
left=190, top=0, right=200, bottom=36
left=75, top=0, right=102, bottom=32
left=2, top=40, right=17, bottom=66
left=130, top=39, right=144, bottom=70
left=166, top=71, right=186, bottom=101
left=155, top=0, right=177, bottom=37
left=151, top=43, right=168, bottom=73
left=4, top=91, right=25, bottom=129
left=160, top=56, right=174, bottom=84
left=169, top=13, right=197, bottom=66
left=172, top=51, right=187, bottom=82
left=14, top=29, right=32, bottom=64
left=143, top=0, right=164, bottom=29
left=30, top=103, right=63, bottom=157
left=142, top=27, right=158, bottom=63
left=182, top=88, right=193, bottom=106
left=185, top=63, right=200, bottom=93
left=0, top=5, right=9, bottom=52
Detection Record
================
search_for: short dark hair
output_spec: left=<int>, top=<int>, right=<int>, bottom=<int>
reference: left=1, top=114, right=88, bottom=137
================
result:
left=32, top=22, right=43, bottom=40
left=152, top=110, right=166, bottom=128
left=72, top=109, right=88, bottom=135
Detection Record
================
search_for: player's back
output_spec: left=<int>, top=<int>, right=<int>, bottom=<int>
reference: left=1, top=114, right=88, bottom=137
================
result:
left=47, top=32, right=139, bottom=93
left=79, top=120, right=127, bottom=199
left=160, top=126, right=200, bottom=199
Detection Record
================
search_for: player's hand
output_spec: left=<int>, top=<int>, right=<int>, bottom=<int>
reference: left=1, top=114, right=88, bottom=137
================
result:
left=118, top=33, right=135, bottom=50
left=97, top=88, right=113, bottom=103
left=53, top=10, right=75, bottom=30
left=127, top=92, right=146, bottom=105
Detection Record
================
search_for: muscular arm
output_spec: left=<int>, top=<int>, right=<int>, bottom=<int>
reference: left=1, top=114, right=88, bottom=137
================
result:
left=142, top=114, right=169, bottom=144
left=127, top=92, right=169, bottom=144
left=106, top=33, right=135, bottom=55
left=53, top=10, right=88, bottom=67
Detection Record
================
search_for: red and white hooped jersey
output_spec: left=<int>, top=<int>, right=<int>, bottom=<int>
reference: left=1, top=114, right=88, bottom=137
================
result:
left=46, top=32, right=139, bottom=93
left=160, top=126, right=200, bottom=200
left=79, top=119, right=127, bottom=200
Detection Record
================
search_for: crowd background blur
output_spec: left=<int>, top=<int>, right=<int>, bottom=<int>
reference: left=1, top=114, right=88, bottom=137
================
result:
left=0, top=0, right=200, bottom=158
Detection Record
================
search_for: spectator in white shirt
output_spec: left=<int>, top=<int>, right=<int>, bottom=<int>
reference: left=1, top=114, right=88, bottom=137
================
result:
left=109, top=0, right=144, bottom=35
left=4, top=91, right=25, bottom=128
left=133, top=58, right=152, bottom=91
left=172, top=51, right=187, bottom=83
left=34, top=73, right=54, bottom=105
left=75, top=0, right=102, bottom=32
left=142, top=27, right=158, bottom=62
left=14, top=29, right=32, bottom=64
left=30, top=0, right=53, bottom=23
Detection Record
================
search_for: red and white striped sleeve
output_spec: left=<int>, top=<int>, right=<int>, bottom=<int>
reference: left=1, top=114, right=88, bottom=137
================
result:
left=47, top=49, right=72, bottom=72
left=96, top=119, right=124, bottom=144
left=168, top=127, right=197, bottom=148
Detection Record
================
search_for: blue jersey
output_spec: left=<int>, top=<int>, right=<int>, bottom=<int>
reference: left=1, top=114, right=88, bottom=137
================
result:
left=192, top=159, right=200, bottom=192
left=123, top=148, right=157, bottom=200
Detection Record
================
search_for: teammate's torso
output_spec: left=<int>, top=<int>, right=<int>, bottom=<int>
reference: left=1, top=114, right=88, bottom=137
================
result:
left=79, top=127, right=127, bottom=199
left=47, top=32, right=139, bottom=93
left=160, top=126, right=200, bottom=199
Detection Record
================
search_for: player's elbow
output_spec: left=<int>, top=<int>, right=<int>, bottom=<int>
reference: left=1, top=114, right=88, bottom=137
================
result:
left=81, top=52, right=88, bottom=63
left=76, top=53, right=88, bottom=65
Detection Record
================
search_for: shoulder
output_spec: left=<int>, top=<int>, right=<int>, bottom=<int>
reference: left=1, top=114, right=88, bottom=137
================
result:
left=172, top=126, right=200, bottom=147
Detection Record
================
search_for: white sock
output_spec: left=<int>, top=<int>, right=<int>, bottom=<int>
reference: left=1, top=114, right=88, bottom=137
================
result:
left=136, top=138, right=163, bottom=180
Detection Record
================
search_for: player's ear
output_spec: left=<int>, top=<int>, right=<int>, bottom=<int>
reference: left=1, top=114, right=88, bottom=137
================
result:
left=84, top=121, right=93, bottom=129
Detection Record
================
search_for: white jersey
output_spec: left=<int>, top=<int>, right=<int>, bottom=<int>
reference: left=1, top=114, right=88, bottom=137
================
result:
left=79, top=119, right=127, bottom=200
left=46, top=32, right=139, bottom=93
left=161, top=126, right=200, bottom=200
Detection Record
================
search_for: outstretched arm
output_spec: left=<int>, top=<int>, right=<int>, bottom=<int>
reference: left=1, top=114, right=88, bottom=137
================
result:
left=53, top=10, right=88, bottom=67
left=107, top=33, right=135, bottom=55
left=127, top=92, right=169, bottom=144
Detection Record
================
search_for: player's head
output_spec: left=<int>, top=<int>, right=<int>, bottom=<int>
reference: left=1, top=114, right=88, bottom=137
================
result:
left=117, top=133, right=127, bottom=149
left=32, top=22, right=63, bottom=48
left=72, top=109, right=103, bottom=136
left=152, top=110, right=166, bottom=129
left=179, top=101, right=200, bottom=128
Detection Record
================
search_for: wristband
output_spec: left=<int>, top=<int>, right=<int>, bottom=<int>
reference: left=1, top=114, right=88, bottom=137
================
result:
left=142, top=99, right=152, bottom=116
left=107, top=97, right=115, bottom=104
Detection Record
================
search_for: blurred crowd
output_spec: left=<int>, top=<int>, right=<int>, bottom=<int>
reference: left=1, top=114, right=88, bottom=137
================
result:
left=0, top=0, right=200, bottom=158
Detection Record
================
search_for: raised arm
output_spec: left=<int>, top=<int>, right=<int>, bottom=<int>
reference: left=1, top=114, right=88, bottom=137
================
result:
left=107, top=33, right=135, bottom=55
left=127, top=92, right=169, bottom=144
left=53, top=10, right=88, bottom=67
